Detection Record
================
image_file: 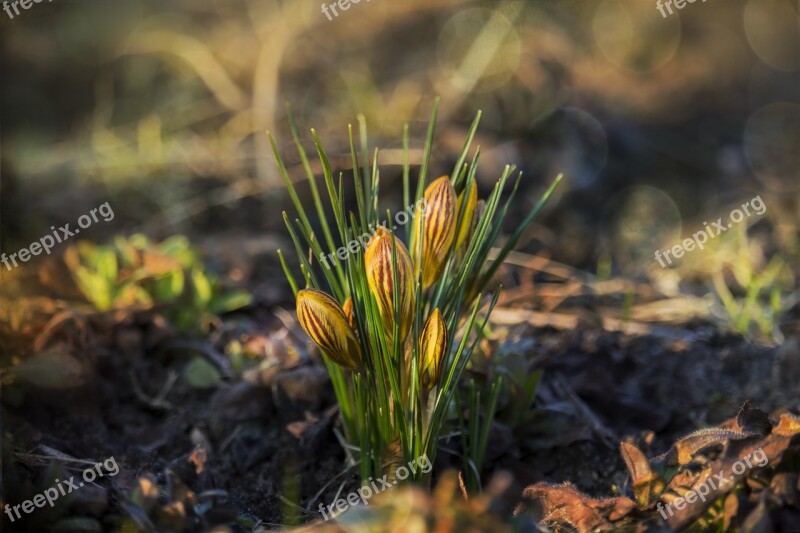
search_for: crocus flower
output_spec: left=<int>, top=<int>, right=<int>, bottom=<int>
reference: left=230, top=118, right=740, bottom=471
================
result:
left=296, top=288, right=362, bottom=369
left=364, top=227, right=415, bottom=346
left=419, top=308, right=447, bottom=391
left=454, top=179, right=478, bottom=253
left=342, top=296, right=355, bottom=327
left=411, top=176, right=457, bottom=289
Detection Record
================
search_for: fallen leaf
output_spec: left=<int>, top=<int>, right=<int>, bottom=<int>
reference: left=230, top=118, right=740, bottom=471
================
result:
left=620, top=441, right=657, bottom=506
left=673, top=428, right=755, bottom=465
left=515, top=482, right=636, bottom=532
left=773, top=412, right=800, bottom=437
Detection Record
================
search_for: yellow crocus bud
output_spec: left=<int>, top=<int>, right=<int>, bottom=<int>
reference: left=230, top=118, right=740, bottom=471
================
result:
left=454, top=179, right=478, bottom=253
left=342, top=296, right=355, bottom=327
left=412, top=176, right=457, bottom=289
left=364, top=227, right=415, bottom=346
left=296, top=289, right=362, bottom=369
left=419, top=308, right=447, bottom=391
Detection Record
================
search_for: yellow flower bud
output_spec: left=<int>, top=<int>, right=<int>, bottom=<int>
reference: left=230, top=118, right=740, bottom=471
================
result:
left=454, top=179, right=478, bottom=253
left=342, top=296, right=355, bottom=327
left=412, top=176, right=457, bottom=289
left=364, top=227, right=415, bottom=346
left=419, top=308, right=447, bottom=391
left=296, top=289, right=362, bottom=369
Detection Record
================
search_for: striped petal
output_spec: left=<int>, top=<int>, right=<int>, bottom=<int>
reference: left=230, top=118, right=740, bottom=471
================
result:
left=454, top=179, right=478, bottom=252
left=419, top=308, right=447, bottom=391
left=412, top=176, right=457, bottom=289
left=364, top=227, right=415, bottom=346
left=342, top=296, right=355, bottom=327
left=296, top=289, right=362, bottom=369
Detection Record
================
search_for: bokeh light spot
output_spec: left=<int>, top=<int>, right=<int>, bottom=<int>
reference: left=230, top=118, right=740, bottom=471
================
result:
left=593, top=0, right=680, bottom=72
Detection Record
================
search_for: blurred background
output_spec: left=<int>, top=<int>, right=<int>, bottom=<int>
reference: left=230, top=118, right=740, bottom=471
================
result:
left=3, top=0, right=797, bottom=282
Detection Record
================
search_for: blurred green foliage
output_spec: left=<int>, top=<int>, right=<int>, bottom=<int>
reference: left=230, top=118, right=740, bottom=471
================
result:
left=711, top=227, right=795, bottom=344
left=64, top=234, right=251, bottom=331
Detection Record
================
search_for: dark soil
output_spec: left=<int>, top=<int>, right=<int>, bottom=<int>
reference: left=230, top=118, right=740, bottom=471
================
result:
left=4, top=269, right=798, bottom=530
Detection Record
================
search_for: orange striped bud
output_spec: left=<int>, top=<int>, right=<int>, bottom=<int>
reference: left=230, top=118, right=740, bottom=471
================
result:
left=296, top=289, right=361, bottom=369
left=364, top=227, right=415, bottom=346
left=342, top=296, right=355, bottom=327
left=419, top=308, right=447, bottom=391
left=454, top=179, right=478, bottom=252
left=411, top=176, right=457, bottom=289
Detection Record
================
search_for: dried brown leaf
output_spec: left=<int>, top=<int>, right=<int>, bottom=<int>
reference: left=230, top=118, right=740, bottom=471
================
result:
left=773, top=412, right=800, bottom=437
left=666, top=433, right=793, bottom=529
left=620, top=441, right=659, bottom=507
left=515, top=482, right=636, bottom=532
left=620, top=441, right=653, bottom=486
left=673, top=428, right=755, bottom=465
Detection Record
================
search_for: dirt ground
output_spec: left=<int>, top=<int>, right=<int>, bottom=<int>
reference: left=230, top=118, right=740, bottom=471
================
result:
left=2, top=0, right=800, bottom=531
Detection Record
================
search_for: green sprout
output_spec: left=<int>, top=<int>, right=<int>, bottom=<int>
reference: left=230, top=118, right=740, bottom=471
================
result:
left=711, top=226, right=795, bottom=343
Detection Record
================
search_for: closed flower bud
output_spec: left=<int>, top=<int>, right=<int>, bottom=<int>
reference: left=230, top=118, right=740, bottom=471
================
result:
left=296, top=289, right=362, bottom=369
left=411, top=176, right=457, bottom=289
left=454, top=180, right=478, bottom=253
left=364, top=227, right=415, bottom=346
left=419, top=308, right=447, bottom=391
left=342, top=296, right=355, bottom=327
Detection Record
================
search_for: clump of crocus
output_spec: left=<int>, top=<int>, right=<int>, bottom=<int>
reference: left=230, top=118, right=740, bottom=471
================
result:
left=275, top=101, right=562, bottom=485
